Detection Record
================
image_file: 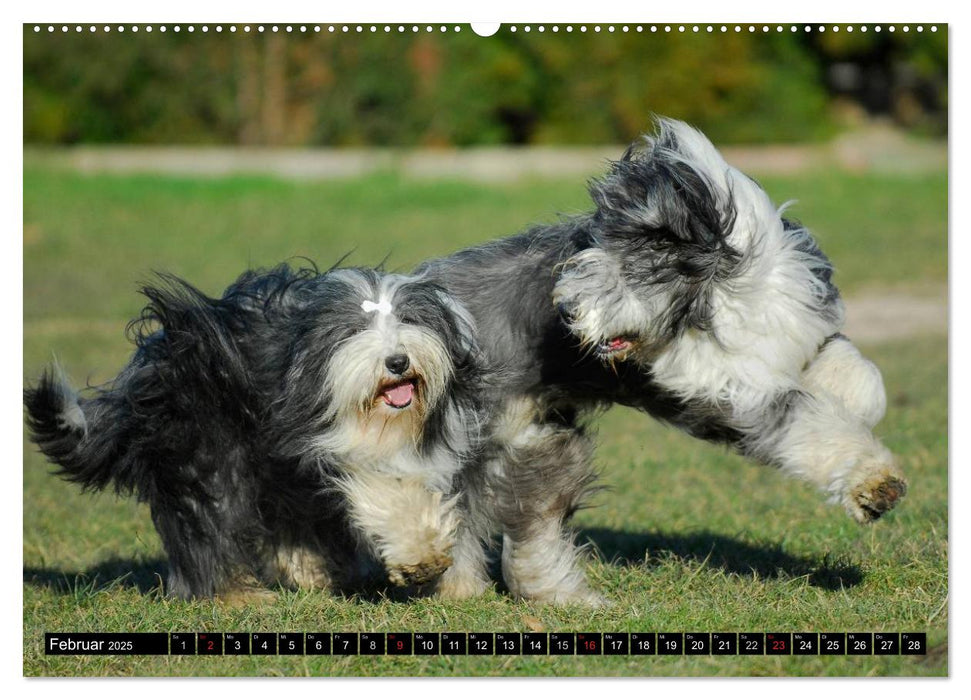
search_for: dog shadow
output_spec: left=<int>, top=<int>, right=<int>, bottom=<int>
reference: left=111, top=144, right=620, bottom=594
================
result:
left=23, top=557, right=167, bottom=596
left=23, top=530, right=864, bottom=600
left=22, top=559, right=464, bottom=604
left=579, top=527, right=864, bottom=591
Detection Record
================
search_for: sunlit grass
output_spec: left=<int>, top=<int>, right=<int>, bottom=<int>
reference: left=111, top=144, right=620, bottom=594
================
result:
left=23, top=164, right=947, bottom=677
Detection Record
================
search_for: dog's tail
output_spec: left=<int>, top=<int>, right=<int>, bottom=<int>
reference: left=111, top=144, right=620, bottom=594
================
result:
left=133, top=273, right=261, bottom=426
left=24, top=365, right=134, bottom=494
left=26, top=273, right=265, bottom=496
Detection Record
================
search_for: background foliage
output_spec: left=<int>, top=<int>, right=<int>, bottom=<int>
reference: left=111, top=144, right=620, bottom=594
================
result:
left=23, top=25, right=947, bottom=146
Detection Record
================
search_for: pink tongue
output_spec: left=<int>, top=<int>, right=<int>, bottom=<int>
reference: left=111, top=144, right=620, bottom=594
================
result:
left=609, top=338, right=629, bottom=350
left=382, top=382, right=414, bottom=408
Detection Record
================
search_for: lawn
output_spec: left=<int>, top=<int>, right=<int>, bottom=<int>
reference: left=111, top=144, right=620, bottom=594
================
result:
left=22, top=162, right=948, bottom=677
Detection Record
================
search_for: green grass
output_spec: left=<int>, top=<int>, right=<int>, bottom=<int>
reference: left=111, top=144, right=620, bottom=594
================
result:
left=22, top=163, right=948, bottom=677
left=24, top=167, right=946, bottom=325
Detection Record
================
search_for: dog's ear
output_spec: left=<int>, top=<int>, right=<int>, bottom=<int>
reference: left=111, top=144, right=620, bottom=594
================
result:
left=588, top=118, right=739, bottom=255
left=556, top=119, right=769, bottom=343
left=433, top=288, right=481, bottom=365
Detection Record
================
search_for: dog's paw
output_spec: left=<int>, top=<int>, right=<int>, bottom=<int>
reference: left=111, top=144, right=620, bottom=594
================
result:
left=845, top=472, right=908, bottom=524
left=387, top=552, right=454, bottom=587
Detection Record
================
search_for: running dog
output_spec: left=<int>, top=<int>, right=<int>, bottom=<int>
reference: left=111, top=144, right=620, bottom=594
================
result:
left=25, top=263, right=488, bottom=600
left=418, top=118, right=905, bottom=605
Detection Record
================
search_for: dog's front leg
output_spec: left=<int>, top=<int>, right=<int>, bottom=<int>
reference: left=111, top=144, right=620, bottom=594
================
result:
left=802, top=334, right=887, bottom=429
left=336, top=472, right=459, bottom=586
left=747, top=387, right=906, bottom=524
left=796, top=335, right=906, bottom=522
left=435, top=520, right=492, bottom=599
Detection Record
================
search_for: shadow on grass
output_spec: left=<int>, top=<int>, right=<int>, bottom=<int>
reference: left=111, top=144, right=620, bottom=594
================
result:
left=23, top=558, right=450, bottom=604
left=24, top=557, right=167, bottom=596
left=23, top=529, right=864, bottom=599
left=580, top=528, right=864, bottom=591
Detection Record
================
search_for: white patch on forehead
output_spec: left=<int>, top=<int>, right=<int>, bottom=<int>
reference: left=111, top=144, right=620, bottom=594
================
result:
left=361, top=299, right=393, bottom=315
left=361, top=274, right=410, bottom=323
left=362, top=276, right=403, bottom=348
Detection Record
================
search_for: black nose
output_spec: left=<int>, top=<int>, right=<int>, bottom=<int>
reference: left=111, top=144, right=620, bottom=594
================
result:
left=385, top=354, right=410, bottom=375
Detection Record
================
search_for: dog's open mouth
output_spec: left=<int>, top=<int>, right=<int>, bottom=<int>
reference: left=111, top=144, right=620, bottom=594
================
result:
left=378, top=379, right=417, bottom=409
left=596, top=336, right=635, bottom=358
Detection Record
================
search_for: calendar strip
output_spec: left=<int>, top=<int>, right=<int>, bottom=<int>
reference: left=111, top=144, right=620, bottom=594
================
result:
left=44, top=631, right=927, bottom=656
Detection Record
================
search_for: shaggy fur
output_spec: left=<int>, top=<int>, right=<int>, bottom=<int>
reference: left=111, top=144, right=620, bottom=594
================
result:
left=24, top=263, right=488, bottom=600
left=417, top=118, right=905, bottom=605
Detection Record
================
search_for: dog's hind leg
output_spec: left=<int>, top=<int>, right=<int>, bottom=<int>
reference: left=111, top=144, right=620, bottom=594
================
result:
left=492, top=406, right=603, bottom=606
left=151, top=507, right=245, bottom=599
left=150, top=468, right=270, bottom=600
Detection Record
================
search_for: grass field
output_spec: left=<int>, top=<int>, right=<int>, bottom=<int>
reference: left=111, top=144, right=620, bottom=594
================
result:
left=22, top=162, right=948, bottom=677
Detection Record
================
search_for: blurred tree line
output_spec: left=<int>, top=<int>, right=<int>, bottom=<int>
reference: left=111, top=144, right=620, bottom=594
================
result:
left=23, top=26, right=947, bottom=146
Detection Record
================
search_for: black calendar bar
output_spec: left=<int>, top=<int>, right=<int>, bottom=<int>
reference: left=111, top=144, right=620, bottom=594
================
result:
left=44, top=631, right=929, bottom=656
left=739, top=632, right=764, bottom=655
left=821, top=632, right=846, bottom=655
left=45, top=633, right=169, bottom=655
left=170, top=633, right=195, bottom=655
left=874, top=633, right=899, bottom=656
left=359, top=632, right=384, bottom=655
left=631, top=632, right=656, bottom=655
left=902, top=633, right=927, bottom=655
left=333, top=632, right=358, bottom=655
left=848, top=633, right=873, bottom=656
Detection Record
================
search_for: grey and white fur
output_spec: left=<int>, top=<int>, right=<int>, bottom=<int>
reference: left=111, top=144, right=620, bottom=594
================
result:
left=24, top=263, right=489, bottom=600
left=418, top=118, right=906, bottom=605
